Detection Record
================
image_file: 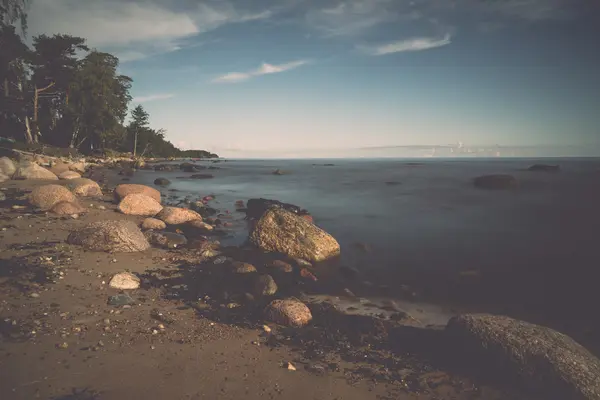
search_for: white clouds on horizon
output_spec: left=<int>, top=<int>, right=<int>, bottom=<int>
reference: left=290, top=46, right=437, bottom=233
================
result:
left=211, top=60, right=309, bottom=83
left=132, top=93, right=175, bottom=103
left=362, top=34, right=452, bottom=56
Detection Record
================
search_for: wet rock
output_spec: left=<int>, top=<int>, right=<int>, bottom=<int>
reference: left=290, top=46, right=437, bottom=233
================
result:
left=180, top=162, right=202, bottom=172
left=446, top=314, right=600, bottom=399
left=156, top=206, right=202, bottom=225
left=231, top=261, right=257, bottom=274
left=473, top=174, right=517, bottom=190
left=300, top=268, right=318, bottom=281
left=64, top=178, right=102, bottom=197
left=528, top=164, right=560, bottom=172
left=58, top=170, right=81, bottom=180
left=109, top=272, right=140, bottom=290
left=190, top=174, right=214, bottom=179
left=254, top=274, right=278, bottom=296
left=250, top=208, right=340, bottom=263
left=118, top=193, right=163, bottom=216
left=13, top=160, right=58, bottom=180
left=246, top=198, right=309, bottom=220
left=144, top=231, right=187, bottom=249
left=29, top=184, right=77, bottom=210
left=264, top=299, right=312, bottom=328
left=141, top=218, right=166, bottom=230
left=0, top=157, right=16, bottom=176
left=269, top=260, right=293, bottom=273
left=68, top=220, right=151, bottom=252
left=108, top=293, right=135, bottom=306
left=154, top=177, right=171, bottom=186
left=186, top=219, right=214, bottom=232
left=114, top=184, right=161, bottom=203
left=50, top=201, right=86, bottom=215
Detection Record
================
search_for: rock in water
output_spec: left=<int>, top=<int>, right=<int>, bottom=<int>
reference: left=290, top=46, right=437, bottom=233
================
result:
left=108, top=293, right=135, bottom=306
left=446, top=314, right=600, bottom=399
left=13, top=161, right=58, bottom=180
left=231, top=261, right=257, bottom=274
left=114, top=184, right=161, bottom=203
left=50, top=201, right=86, bottom=215
left=528, top=164, right=560, bottom=172
left=58, top=170, right=81, bottom=180
left=249, top=208, right=340, bottom=263
left=246, top=198, right=309, bottom=220
left=141, top=218, right=166, bottom=230
left=254, top=275, right=278, bottom=296
left=109, top=272, right=140, bottom=290
left=0, top=157, right=16, bottom=176
left=29, top=184, right=77, bottom=210
left=264, top=299, right=312, bottom=327
left=156, top=206, right=202, bottom=225
left=473, top=174, right=518, bottom=190
left=118, top=193, right=163, bottom=216
left=64, top=178, right=102, bottom=197
left=154, top=177, right=171, bottom=186
left=144, top=231, right=187, bottom=249
left=67, top=220, right=150, bottom=252
left=186, top=219, right=214, bottom=232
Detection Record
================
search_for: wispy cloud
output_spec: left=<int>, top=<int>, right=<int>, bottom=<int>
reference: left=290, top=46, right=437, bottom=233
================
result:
left=132, top=93, right=175, bottom=103
left=211, top=60, right=309, bottom=84
left=362, top=34, right=452, bottom=56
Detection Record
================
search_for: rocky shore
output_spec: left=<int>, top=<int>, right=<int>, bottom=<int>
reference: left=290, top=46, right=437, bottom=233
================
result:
left=1, top=154, right=599, bottom=400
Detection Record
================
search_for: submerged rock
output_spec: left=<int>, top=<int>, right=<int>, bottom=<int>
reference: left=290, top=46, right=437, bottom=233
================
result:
left=156, top=206, right=202, bottom=225
left=141, top=218, right=166, bottom=230
left=118, top=193, right=163, bottom=216
left=250, top=208, right=340, bottom=263
left=50, top=201, right=86, bottom=215
left=446, top=314, right=600, bottom=399
left=254, top=274, right=278, bottom=296
left=245, top=198, right=309, bottom=220
left=154, top=177, right=171, bottom=186
left=68, top=220, right=150, bottom=252
left=64, top=178, right=102, bottom=197
left=264, top=299, right=312, bottom=328
left=114, top=184, right=161, bottom=203
left=231, top=261, right=257, bottom=274
left=473, top=174, right=517, bottom=190
left=108, top=293, right=135, bottom=306
left=29, top=184, right=77, bottom=210
left=13, top=161, right=58, bottom=180
left=144, top=231, right=187, bottom=249
left=109, top=272, right=140, bottom=290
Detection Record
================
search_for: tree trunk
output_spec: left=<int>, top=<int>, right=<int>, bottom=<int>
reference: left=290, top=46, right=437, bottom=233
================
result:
left=24, top=115, right=34, bottom=143
left=133, top=129, right=138, bottom=157
left=32, top=82, right=55, bottom=143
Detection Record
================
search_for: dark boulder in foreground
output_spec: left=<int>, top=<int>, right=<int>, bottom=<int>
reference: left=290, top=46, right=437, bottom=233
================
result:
left=246, top=198, right=309, bottom=220
left=528, top=164, right=560, bottom=172
left=68, top=220, right=150, bottom=252
left=446, top=314, right=600, bottom=400
left=473, top=174, right=517, bottom=190
left=154, top=177, right=171, bottom=186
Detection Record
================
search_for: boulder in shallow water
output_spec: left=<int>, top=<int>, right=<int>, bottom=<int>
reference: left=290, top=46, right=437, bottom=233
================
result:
left=446, top=314, right=600, bottom=399
left=250, top=208, right=340, bottom=263
left=154, top=177, right=171, bottom=186
left=114, top=184, right=161, bottom=203
left=141, top=218, right=166, bottom=230
left=118, top=193, right=163, bottom=216
left=156, top=206, right=202, bottom=225
left=109, top=272, right=140, bottom=290
left=58, top=170, right=81, bottom=180
left=528, top=164, right=560, bottom=172
left=50, top=201, right=86, bottom=215
left=68, top=220, right=150, bottom=252
left=245, top=198, right=309, bottom=220
left=64, top=178, right=102, bottom=197
left=13, top=161, right=58, bottom=180
left=264, top=299, right=312, bottom=327
left=473, top=174, right=517, bottom=190
left=29, top=184, right=77, bottom=210
left=253, top=274, right=278, bottom=296
left=0, top=157, right=16, bottom=177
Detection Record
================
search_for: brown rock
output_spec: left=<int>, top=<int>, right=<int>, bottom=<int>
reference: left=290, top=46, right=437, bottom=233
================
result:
left=0, top=157, right=16, bottom=176
left=231, top=261, right=257, bottom=274
left=186, top=219, right=214, bottom=232
left=118, top=193, right=163, bottom=216
left=264, top=299, right=312, bottom=327
left=156, top=206, right=202, bottom=225
left=109, top=272, right=140, bottom=290
left=69, top=161, right=86, bottom=173
left=49, top=161, right=71, bottom=176
left=249, top=208, right=340, bottom=263
left=269, top=260, right=293, bottom=273
left=13, top=161, right=58, bottom=180
left=58, top=170, right=81, bottom=180
left=114, top=184, right=161, bottom=203
left=0, top=173, right=10, bottom=183
left=141, top=218, right=166, bottom=230
left=67, top=220, right=150, bottom=252
left=64, top=178, right=102, bottom=197
left=29, top=184, right=77, bottom=210
left=254, top=275, right=278, bottom=296
left=50, top=201, right=86, bottom=215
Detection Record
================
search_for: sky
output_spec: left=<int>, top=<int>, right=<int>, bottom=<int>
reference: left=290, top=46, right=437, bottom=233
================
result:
left=27, top=0, right=600, bottom=158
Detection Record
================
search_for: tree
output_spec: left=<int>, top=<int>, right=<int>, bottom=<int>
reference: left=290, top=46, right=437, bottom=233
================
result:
left=128, top=104, right=149, bottom=156
left=0, top=0, right=31, bottom=34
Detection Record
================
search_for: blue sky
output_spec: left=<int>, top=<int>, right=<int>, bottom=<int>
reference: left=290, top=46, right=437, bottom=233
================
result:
left=28, top=0, right=600, bottom=157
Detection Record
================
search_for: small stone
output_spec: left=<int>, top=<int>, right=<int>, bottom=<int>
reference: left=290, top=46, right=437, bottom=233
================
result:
left=30, top=293, right=40, bottom=298
left=103, top=318, right=111, bottom=325
left=286, top=362, right=296, bottom=371
left=98, top=205, right=106, bottom=210
left=213, top=256, right=228, bottom=265
left=109, top=272, right=140, bottom=290
left=108, top=293, right=135, bottom=307
left=231, top=261, right=257, bottom=274
left=253, top=274, right=278, bottom=296
left=263, top=325, right=272, bottom=333
left=56, top=342, right=68, bottom=349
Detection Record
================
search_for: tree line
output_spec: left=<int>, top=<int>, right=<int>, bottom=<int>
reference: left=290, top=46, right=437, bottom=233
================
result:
left=0, top=0, right=217, bottom=158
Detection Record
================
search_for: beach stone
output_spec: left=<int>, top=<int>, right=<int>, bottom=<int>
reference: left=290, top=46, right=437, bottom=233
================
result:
left=13, top=160, right=58, bottom=180
left=109, top=272, right=140, bottom=290
left=231, top=261, right=257, bottom=274
left=67, top=220, right=150, bottom=252
left=141, top=218, right=166, bottom=230
left=0, top=173, right=9, bottom=183
left=250, top=208, right=340, bottom=263
left=144, top=231, right=187, bottom=249
left=186, top=219, right=214, bottom=232
left=114, top=184, right=161, bottom=204
left=473, top=174, right=517, bottom=190
left=156, top=206, right=202, bottom=225
left=58, top=170, right=81, bottom=180
left=118, top=193, right=163, bottom=216
left=64, top=178, right=102, bottom=197
left=50, top=201, right=86, bottom=215
left=528, top=164, right=560, bottom=172
left=154, top=177, right=171, bottom=186
left=264, top=299, right=312, bottom=328
left=446, top=314, right=600, bottom=399
left=0, top=157, right=16, bottom=176
left=29, top=184, right=77, bottom=210
left=253, top=274, right=278, bottom=296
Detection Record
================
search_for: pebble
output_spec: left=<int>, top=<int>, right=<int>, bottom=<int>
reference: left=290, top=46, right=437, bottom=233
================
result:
left=56, top=342, right=68, bottom=349
left=262, top=325, right=272, bottom=333
left=30, top=293, right=40, bottom=298
left=286, top=362, right=296, bottom=371
left=98, top=205, right=106, bottom=210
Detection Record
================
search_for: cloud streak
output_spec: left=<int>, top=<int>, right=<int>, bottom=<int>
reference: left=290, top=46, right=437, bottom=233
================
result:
left=132, top=93, right=175, bottom=103
left=211, top=60, right=309, bottom=83
left=363, top=34, right=452, bottom=56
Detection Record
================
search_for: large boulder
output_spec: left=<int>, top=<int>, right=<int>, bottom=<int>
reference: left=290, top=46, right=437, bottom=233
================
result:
left=29, top=184, right=77, bottom=210
left=249, top=208, right=340, bottom=263
left=118, top=193, right=163, bottom=216
left=264, top=299, right=312, bottom=327
left=446, top=314, right=600, bottom=399
left=13, top=161, right=58, bottom=180
left=114, top=184, right=161, bottom=203
left=246, top=198, right=309, bottom=220
left=67, top=220, right=150, bottom=252
left=63, top=178, right=102, bottom=197
left=50, top=201, right=86, bottom=215
left=473, top=174, right=517, bottom=190
left=0, top=157, right=16, bottom=177
left=156, top=206, right=202, bottom=225
left=141, top=218, right=166, bottom=230
left=58, top=170, right=81, bottom=180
